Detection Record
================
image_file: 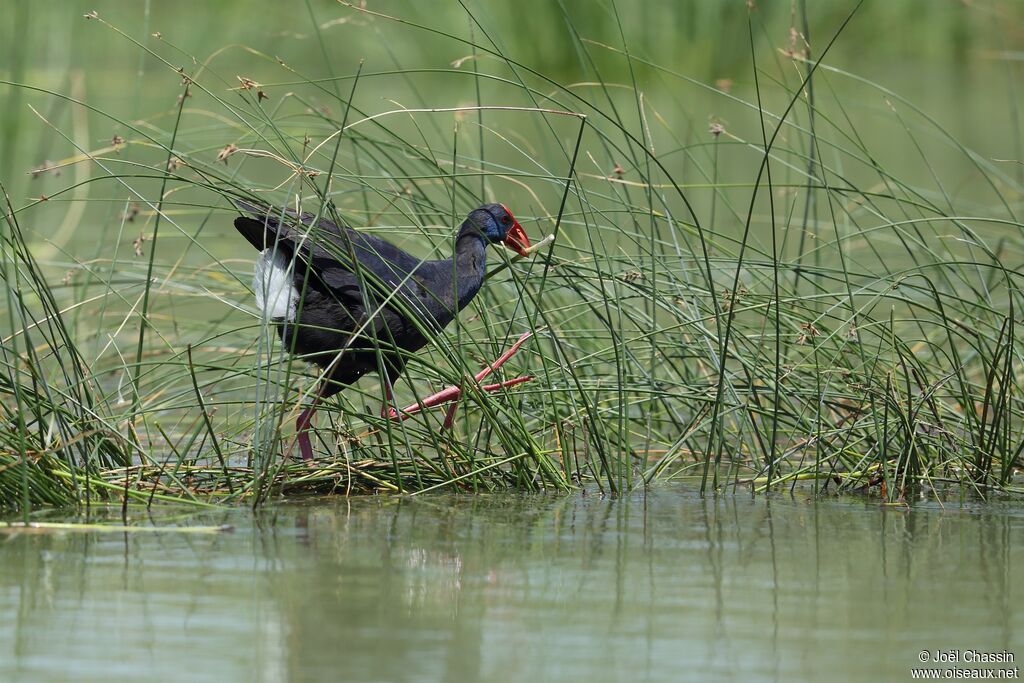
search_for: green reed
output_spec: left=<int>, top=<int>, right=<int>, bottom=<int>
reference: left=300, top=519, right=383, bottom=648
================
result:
left=0, top=0, right=1022, bottom=509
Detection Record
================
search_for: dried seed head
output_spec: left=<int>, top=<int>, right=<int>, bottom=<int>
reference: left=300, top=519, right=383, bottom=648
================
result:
left=612, top=162, right=625, bottom=178
left=796, top=322, right=820, bottom=345
left=30, top=161, right=59, bottom=179
left=720, top=288, right=733, bottom=311
left=709, top=121, right=725, bottom=137
left=121, top=202, right=141, bottom=222
left=236, top=76, right=271, bottom=102
left=216, top=144, right=238, bottom=164
left=167, top=157, right=183, bottom=172
left=84, top=10, right=98, bottom=19
left=782, top=26, right=808, bottom=59
left=133, top=234, right=147, bottom=257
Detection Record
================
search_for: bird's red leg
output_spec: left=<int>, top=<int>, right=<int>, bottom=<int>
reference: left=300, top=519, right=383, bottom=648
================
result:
left=380, top=380, right=397, bottom=420
left=441, top=394, right=461, bottom=430
left=295, top=384, right=324, bottom=462
left=391, top=331, right=533, bottom=423
left=296, top=406, right=316, bottom=462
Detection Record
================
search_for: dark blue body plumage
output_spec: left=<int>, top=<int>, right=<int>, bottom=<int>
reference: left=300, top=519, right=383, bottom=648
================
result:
left=233, top=200, right=528, bottom=398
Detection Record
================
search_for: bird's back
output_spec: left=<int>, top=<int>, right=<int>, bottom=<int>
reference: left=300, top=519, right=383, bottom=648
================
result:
left=234, top=201, right=481, bottom=389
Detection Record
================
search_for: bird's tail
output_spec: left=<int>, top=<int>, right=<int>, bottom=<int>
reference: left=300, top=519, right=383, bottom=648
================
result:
left=232, top=198, right=284, bottom=251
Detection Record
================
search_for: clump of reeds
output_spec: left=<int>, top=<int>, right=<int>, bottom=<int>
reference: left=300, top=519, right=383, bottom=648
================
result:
left=1, top=2, right=1022, bottom=511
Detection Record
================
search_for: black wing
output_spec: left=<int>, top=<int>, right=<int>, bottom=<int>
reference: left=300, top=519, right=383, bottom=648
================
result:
left=233, top=199, right=445, bottom=345
left=233, top=199, right=423, bottom=284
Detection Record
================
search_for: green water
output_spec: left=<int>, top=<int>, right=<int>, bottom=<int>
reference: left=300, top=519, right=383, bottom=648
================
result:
left=3, top=490, right=1022, bottom=682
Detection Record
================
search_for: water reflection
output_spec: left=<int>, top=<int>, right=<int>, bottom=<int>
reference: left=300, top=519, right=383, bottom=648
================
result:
left=2, top=491, right=1022, bottom=682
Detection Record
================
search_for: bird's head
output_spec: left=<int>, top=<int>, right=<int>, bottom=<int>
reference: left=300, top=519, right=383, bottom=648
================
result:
left=467, top=203, right=531, bottom=257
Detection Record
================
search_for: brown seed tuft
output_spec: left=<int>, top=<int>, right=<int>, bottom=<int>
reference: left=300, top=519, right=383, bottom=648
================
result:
left=781, top=27, right=808, bottom=60
left=236, top=77, right=270, bottom=102
left=796, top=322, right=820, bottom=345
left=216, top=144, right=238, bottom=164
left=121, top=202, right=141, bottom=222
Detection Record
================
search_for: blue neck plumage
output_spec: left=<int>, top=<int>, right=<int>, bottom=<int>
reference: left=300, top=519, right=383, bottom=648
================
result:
left=452, top=225, right=488, bottom=312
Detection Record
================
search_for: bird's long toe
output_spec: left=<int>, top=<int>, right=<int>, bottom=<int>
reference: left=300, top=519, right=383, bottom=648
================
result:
left=386, top=333, right=534, bottom=424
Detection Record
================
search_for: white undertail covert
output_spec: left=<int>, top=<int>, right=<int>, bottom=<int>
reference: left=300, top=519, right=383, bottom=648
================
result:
left=254, top=249, right=298, bottom=321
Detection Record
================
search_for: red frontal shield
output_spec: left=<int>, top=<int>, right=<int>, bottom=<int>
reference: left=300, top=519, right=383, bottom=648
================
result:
left=499, top=203, right=530, bottom=256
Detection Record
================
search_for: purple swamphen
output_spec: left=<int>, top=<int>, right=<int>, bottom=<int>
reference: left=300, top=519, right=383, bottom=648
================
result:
left=233, top=200, right=534, bottom=461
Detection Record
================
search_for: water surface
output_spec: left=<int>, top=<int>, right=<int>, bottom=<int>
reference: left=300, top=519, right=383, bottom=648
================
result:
left=2, top=490, right=1022, bottom=682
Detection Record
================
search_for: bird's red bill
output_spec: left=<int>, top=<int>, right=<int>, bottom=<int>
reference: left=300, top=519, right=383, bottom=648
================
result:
left=499, top=204, right=531, bottom=256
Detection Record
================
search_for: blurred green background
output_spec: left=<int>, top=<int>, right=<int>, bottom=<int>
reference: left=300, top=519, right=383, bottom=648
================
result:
left=4, top=0, right=1022, bottom=209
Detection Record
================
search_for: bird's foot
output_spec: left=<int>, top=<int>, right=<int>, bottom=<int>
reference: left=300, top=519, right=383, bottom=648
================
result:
left=385, top=375, right=533, bottom=423
left=386, top=331, right=534, bottom=424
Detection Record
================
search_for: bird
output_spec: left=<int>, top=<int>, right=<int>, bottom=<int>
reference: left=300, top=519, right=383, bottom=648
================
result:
left=233, top=199, right=535, bottom=461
